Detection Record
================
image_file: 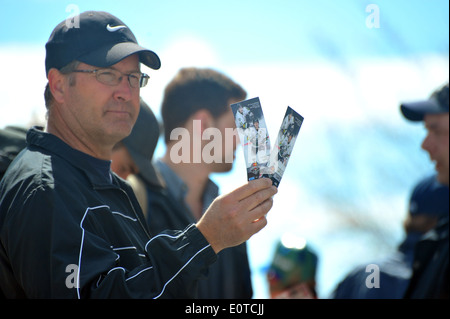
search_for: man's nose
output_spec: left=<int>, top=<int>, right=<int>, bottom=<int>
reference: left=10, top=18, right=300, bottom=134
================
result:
left=113, top=76, right=133, bottom=101
left=421, top=133, right=434, bottom=155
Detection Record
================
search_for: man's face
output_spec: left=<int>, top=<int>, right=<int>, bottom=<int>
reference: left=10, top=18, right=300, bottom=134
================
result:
left=422, top=113, right=449, bottom=185
left=61, top=55, right=141, bottom=150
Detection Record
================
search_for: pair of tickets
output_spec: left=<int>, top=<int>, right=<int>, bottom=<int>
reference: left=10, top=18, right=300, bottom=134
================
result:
left=231, top=97, right=304, bottom=187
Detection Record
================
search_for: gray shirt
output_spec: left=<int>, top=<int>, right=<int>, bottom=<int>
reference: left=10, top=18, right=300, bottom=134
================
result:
left=155, top=159, right=219, bottom=218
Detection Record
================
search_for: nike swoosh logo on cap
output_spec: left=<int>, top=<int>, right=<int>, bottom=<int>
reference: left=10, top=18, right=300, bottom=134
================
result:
left=106, top=24, right=127, bottom=32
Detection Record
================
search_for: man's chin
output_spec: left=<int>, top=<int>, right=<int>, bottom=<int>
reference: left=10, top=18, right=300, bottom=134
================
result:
left=214, top=162, right=233, bottom=173
left=438, top=176, right=449, bottom=186
left=437, top=170, right=449, bottom=186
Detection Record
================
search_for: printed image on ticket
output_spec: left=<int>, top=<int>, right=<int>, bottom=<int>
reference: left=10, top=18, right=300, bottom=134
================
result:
left=265, top=107, right=304, bottom=187
left=231, top=97, right=272, bottom=181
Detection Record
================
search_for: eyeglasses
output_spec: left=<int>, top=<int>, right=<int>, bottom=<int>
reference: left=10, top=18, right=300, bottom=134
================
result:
left=72, top=68, right=150, bottom=88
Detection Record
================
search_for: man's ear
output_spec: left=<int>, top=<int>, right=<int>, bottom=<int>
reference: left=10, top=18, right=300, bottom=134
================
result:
left=47, top=68, right=66, bottom=104
left=191, top=109, right=214, bottom=133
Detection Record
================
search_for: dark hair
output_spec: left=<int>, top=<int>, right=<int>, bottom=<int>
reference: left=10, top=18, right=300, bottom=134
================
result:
left=161, top=67, right=247, bottom=143
left=435, top=82, right=449, bottom=109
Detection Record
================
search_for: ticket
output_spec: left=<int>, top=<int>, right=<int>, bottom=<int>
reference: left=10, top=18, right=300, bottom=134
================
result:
left=231, top=97, right=272, bottom=181
left=266, top=107, right=304, bottom=187
left=231, top=98, right=303, bottom=186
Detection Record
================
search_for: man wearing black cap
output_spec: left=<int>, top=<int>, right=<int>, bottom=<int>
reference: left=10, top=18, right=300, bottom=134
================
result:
left=400, top=83, right=449, bottom=298
left=0, top=11, right=276, bottom=299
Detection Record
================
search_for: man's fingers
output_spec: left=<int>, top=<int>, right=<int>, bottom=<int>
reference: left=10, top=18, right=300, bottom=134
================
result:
left=248, top=214, right=268, bottom=237
left=197, top=178, right=277, bottom=254
left=240, top=183, right=277, bottom=212
left=248, top=197, right=274, bottom=223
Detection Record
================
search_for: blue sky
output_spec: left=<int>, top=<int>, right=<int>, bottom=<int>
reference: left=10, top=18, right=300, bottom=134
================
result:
left=1, top=0, right=448, bottom=63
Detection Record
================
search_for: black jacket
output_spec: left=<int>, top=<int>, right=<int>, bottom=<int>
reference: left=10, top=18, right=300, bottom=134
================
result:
left=404, top=217, right=449, bottom=299
left=0, top=127, right=216, bottom=298
left=145, top=180, right=253, bottom=299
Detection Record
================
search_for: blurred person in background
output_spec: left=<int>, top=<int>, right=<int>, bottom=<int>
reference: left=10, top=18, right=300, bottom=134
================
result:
left=331, top=174, right=448, bottom=299
left=331, top=83, right=448, bottom=299
left=135, top=67, right=254, bottom=298
left=111, top=98, right=160, bottom=218
left=0, top=126, right=27, bottom=181
left=111, top=99, right=158, bottom=180
left=267, top=234, right=318, bottom=299
left=401, top=82, right=449, bottom=298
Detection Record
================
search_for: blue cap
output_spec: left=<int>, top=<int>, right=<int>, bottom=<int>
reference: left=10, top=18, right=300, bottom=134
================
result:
left=409, top=175, right=449, bottom=219
left=401, top=83, right=449, bottom=122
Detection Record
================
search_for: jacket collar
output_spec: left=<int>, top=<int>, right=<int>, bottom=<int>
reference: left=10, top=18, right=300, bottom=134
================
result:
left=27, top=127, right=114, bottom=187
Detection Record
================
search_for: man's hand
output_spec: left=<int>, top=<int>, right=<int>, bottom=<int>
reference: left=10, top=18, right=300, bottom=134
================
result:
left=196, top=178, right=277, bottom=254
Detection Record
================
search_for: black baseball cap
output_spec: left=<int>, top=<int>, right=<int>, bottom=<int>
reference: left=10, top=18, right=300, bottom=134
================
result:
left=400, top=83, right=449, bottom=121
left=45, top=11, right=161, bottom=77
